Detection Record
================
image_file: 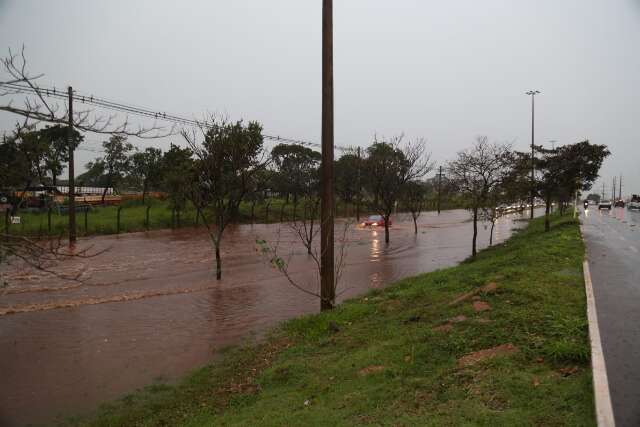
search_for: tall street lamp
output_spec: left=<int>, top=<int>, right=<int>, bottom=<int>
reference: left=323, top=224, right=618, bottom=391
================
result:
left=526, top=90, right=540, bottom=219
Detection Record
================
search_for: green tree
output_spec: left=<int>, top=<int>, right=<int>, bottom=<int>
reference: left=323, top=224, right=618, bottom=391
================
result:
left=535, top=141, right=609, bottom=231
left=39, top=125, right=83, bottom=186
left=183, top=119, right=266, bottom=280
left=271, top=143, right=321, bottom=206
left=161, top=144, right=194, bottom=212
left=334, top=153, right=361, bottom=205
left=363, top=136, right=432, bottom=244
left=88, top=135, right=134, bottom=203
left=131, top=147, right=163, bottom=203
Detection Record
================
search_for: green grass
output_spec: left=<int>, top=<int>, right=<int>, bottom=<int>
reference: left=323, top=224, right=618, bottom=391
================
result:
left=66, top=214, right=594, bottom=426
left=5, top=198, right=359, bottom=238
left=8, top=197, right=464, bottom=238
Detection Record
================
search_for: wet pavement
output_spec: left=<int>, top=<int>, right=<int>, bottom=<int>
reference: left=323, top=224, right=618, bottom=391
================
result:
left=582, top=206, right=640, bottom=427
left=0, top=209, right=532, bottom=426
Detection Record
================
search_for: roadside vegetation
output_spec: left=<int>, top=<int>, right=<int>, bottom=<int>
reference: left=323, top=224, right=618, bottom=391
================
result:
left=67, top=214, right=594, bottom=427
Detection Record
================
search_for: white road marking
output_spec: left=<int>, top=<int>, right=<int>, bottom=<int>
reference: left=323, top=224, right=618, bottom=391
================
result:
left=583, top=260, right=616, bottom=427
left=630, top=246, right=639, bottom=253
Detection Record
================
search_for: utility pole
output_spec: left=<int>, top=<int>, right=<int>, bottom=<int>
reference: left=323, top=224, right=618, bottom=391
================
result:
left=437, top=165, right=442, bottom=215
left=612, top=177, right=616, bottom=202
left=526, top=90, right=540, bottom=219
left=320, top=0, right=334, bottom=311
left=619, top=175, right=622, bottom=201
left=602, top=181, right=605, bottom=200
left=356, top=146, right=361, bottom=222
left=67, top=86, right=76, bottom=244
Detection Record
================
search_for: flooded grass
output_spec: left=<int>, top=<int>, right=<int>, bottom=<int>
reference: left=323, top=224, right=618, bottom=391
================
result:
left=68, top=213, right=594, bottom=426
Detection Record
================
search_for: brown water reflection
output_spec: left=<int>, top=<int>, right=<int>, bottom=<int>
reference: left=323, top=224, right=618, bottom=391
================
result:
left=0, top=209, right=535, bottom=426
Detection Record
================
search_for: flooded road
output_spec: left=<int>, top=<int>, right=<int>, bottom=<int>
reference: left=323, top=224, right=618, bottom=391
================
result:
left=0, top=209, right=533, bottom=426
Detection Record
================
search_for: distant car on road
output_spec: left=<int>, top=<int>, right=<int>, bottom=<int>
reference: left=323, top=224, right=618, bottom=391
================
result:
left=628, top=195, right=640, bottom=211
left=361, top=215, right=391, bottom=227
left=598, top=200, right=612, bottom=210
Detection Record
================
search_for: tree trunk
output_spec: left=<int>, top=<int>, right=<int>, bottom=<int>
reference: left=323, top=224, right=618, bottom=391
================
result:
left=472, top=207, right=478, bottom=258
left=545, top=198, right=551, bottom=232
left=384, top=215, right=390, bottom=244
left=307, top=225, right=313, bottom=254
left=412, top=213, right=418, bottom=234
left=101, top=176, right=111, bottom=204
left=142, top=181, right=148, bottom=204
left=489, top=220, right=495, bottom=246
left=215, top=243, right=222, bottom=280
left=250, top=200, right=256, bottom=223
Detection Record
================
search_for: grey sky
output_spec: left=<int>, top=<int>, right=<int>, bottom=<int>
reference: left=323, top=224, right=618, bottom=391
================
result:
left=1, top=0, right=639, bottom=197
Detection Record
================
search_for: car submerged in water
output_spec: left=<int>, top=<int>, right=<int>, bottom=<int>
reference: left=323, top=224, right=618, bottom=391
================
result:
left=598, top=200, right=612, bottom=210
left=361, top=215, right=392, bottom=227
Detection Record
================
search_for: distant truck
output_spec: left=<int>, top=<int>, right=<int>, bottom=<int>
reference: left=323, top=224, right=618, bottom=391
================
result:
left=628, top=195, right=640, bottom=211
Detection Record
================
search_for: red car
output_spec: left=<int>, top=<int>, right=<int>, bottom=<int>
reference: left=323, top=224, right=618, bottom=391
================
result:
left=362, top=215, right=392, bottom=227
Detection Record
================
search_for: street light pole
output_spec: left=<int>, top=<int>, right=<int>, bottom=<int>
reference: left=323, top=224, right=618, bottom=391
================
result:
left=526, top=90, right=540, bottom=219
left=320, top=0, right=335, bottom=311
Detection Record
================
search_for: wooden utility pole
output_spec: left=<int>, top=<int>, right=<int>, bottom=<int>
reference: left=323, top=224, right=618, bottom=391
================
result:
left=67, top=86, right=76, bottom=243
left=356, top=146, right=361, bottom=222
left=437, top=165, right=442, bottom=215
left=320, top=0, right=335, bottom=311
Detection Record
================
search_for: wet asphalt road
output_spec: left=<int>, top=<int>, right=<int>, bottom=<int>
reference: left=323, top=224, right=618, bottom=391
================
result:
left=582, top=206, right=640, bottom=427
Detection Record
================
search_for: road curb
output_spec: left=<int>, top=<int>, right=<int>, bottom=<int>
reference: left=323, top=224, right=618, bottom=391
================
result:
left=583, top=259, right=615, bottom=426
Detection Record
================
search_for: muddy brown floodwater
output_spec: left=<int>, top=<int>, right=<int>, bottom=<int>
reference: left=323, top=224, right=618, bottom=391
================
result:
left=0, top=209, right=536, bottom=426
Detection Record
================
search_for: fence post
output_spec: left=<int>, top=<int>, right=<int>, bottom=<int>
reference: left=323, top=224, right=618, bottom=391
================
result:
left=48, top=207, right=52, bottom=234
left=84, top=208, right=88, bottom=234
left=280, top=202, right=287, bottom=222
left=265, top=202, right=270, bottom=222
left=145, top=205, right=151, bottom=230
left=117, top=206, right=122, bottom=234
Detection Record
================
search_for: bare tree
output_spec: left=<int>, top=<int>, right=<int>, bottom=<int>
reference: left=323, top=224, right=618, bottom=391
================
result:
left=1, top=47, right=173, bottom=138
left=256, top=219, right=351, bottom=310
left=182, top=116, right=267, bottom=280
left=401, top=180, right=429, bottom=234
left=480, top=189, right=505, bottom=247
left=363, top=135, right=433, bottom=244
left=447, top=136, right=512, bottom=258
left=1, top=234, right=105, bottom=289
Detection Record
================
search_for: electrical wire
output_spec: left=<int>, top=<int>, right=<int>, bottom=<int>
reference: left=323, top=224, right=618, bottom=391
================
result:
left=1, top=82, right=349, bottom=151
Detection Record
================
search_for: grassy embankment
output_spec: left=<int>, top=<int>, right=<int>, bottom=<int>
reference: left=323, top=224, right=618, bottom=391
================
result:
left=7, top=198, right=463, bottom=238
left=68, top=214, right=593, bottom=426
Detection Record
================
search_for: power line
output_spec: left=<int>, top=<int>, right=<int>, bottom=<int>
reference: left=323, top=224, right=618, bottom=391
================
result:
left=1, top=82, right=349, bottom=151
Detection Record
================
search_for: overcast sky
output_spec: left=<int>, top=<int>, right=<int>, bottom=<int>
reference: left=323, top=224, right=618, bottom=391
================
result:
left=1, top=0, right=639, bottom=197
